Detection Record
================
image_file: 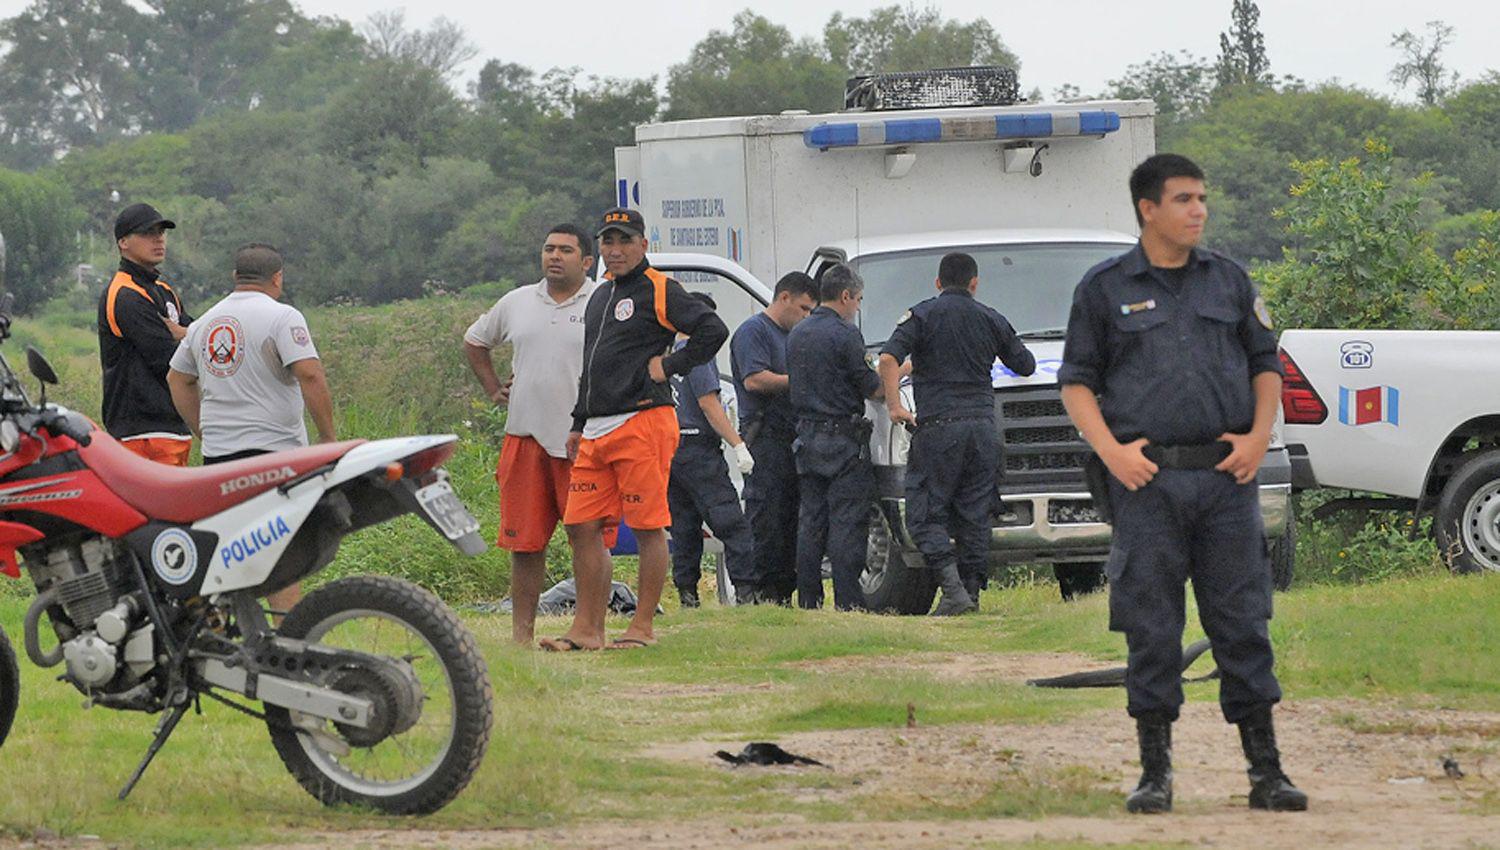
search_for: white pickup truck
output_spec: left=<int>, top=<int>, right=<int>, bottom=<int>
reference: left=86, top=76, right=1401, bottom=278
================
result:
left=619, top=73, right=1294, bottom=610
left=1279, top=330, right=1500, bottom=573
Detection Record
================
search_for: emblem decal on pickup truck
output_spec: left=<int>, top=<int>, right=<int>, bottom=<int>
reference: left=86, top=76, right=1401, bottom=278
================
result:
left=1338, top=385, right=1399, bottom=427
left=1339, top=341, right=1374, bottom=369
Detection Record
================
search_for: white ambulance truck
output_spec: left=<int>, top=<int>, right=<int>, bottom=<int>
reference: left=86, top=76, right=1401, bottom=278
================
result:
left=618, top=84, right=1294, bottom=611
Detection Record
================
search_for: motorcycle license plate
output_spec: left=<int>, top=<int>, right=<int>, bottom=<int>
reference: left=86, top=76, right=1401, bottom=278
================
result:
left=415, top=479, right=480, bottom=541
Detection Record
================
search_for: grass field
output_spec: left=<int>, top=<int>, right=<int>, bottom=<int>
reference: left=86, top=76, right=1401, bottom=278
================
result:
left=0, top=573, right=1496, bottom=848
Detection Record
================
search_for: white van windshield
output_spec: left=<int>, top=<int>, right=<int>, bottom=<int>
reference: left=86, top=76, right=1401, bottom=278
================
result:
left=850, top=242, right=1132, bottom=344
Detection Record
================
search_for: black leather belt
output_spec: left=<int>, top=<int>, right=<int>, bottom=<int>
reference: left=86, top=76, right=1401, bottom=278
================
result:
left=917, top=414, right=989, bottom=429
left=1143, top=442, right=1232, bottom=470
left=798, top=418, right=868, bottom=436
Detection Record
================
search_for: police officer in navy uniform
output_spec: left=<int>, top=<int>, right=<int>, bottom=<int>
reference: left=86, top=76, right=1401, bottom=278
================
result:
left=787, top=263, right=883, bottom=610
left=667, top=292, right=756, bottom=607
left=731, top=272, right=819, bottom=604
left=878, top=252, right=1036, bottom=615
left=1058, top=154, right=1306, bottom=814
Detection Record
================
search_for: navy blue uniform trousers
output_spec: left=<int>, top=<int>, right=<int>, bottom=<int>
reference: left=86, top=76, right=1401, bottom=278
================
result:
left=794, top=426, right=873, bottom=610
left=668, top=439, right=754, bottom=591
left=904, top=418, right=997, bottom=589
left=741, top=430, right=799, bottom=600
left=1106, top=469, right=1282, bottom=723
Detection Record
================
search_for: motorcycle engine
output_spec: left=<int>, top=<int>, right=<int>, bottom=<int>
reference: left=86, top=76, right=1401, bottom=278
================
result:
left=28, top=535, right=156, bottom=693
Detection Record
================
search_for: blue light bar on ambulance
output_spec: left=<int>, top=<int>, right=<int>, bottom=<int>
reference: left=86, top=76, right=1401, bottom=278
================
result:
left=803, top=110, right=1121, bottom=150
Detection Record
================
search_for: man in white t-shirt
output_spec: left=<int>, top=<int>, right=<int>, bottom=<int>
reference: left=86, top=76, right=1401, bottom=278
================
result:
left=463, top=224, right=615, bottom=645
left=167, top=242, right=335, bottom=614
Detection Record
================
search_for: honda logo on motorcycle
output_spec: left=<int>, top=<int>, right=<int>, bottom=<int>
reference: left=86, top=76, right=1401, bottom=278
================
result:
left=220, top=465, right=298, bottom=496
left=219, top=515, right=294, bottom=568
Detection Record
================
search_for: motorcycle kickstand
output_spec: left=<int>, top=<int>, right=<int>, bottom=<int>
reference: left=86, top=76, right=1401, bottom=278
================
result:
left=117, top=701, right=190, bottom=801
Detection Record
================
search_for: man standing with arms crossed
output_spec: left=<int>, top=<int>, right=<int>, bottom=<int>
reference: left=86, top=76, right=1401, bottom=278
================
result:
left=879, top=252, right=1035, bottom=616
left=167, top=243, right=335, bottom=615
left=463, top=224, right=607, bottom=645
left=730, top=272, right=818, bottom=604
left=99, top=203, right=194, bottom=465
left=1058, top=154, right=1306, bottom=814
left=540, top=208, right=727, bottom=651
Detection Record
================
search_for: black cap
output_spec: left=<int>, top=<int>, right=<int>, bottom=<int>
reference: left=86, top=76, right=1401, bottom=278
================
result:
left=597, top=207, right=645, bottom=239
left=114, top=203, right=176, bottom=241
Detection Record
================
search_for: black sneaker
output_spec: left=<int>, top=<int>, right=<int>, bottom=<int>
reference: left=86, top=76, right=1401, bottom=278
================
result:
left=677, top=587, right=700, bottom=608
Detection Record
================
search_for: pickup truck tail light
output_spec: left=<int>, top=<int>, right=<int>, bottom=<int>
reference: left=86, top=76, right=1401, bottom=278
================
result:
left=1279, top=348, right=1327, bottom=425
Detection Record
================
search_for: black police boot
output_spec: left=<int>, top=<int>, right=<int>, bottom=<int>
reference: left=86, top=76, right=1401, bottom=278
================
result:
left=1238, top=707, right=1308, bottom=811
left=931, top=563, right=977, bottom=616
left=734, top=585, right=761, bottom=606
left=1125, top=714, right=1173, bottom=814
left=677, top=586, right=700, bottom=609
left=963, top=574, right=985, bottom=610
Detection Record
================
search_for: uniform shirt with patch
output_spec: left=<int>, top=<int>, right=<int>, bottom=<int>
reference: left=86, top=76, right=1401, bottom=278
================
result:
left=881, top=289, right=1037, bottom=422
left=170, top=291, right=319, bottom=456
left=465, top=279, right=594, bottom=458
left=1057, top=243, right=1283, bottom=446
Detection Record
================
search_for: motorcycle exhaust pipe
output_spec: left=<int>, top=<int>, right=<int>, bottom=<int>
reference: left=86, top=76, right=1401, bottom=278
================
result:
left=24, top=587, right=65, bottom=668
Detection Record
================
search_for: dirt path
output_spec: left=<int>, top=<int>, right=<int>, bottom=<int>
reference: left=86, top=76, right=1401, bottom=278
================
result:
left=256, top=652, right=1500, bottom=850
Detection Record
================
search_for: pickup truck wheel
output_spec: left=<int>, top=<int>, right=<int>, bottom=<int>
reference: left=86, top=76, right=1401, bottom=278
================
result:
left=1435, top=450, right=1500, bottom=574
left=861, top=507, right=938, bottom=615
left=1270, top=504, right=1296, bottom=591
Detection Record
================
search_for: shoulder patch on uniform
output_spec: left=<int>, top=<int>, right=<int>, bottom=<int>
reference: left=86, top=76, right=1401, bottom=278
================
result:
left=1253, top=296, right=1274, bottom=330
left=897, top=310, right=912, bottom=324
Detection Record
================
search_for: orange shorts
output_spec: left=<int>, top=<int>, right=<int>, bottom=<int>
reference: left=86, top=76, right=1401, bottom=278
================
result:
left=120, top=436, right=191, bottom=467
left=497, top=434, right=617, bottom=551
left=564, top=406, right=679, bottom=530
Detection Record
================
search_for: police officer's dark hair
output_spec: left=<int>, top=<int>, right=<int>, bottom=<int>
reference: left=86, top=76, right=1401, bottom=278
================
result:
left=1129, top=154, right=1206, bottom=225
left=773, top=271, right=819, bottom=300
left=547, top=223, right=595, bottom=259
left=937, top=252, right=978, bottom=290
left=233, top=242, right=283, bottom=285
left=818, top=263, right=863, bottom=302
left=689, top=291, right=717, bottom=311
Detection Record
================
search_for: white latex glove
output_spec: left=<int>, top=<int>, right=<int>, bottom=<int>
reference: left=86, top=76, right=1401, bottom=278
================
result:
left=732, top=442, right=755, bottom=476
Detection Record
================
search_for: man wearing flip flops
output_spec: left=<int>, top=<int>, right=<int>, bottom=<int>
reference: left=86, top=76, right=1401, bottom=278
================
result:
left=539, top=208, right=727, bottom=651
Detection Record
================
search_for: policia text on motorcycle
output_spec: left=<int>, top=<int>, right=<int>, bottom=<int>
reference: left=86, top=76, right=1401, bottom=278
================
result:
left=1058, top=153, right=1307, bottom=814
left=878, top=252, right=1037, bottom=616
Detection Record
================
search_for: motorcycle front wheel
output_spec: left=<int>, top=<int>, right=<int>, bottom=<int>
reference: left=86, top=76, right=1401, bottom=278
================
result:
left=265, top=576, right=493, bottom=815
left=0, top=624, right=17, bottom=748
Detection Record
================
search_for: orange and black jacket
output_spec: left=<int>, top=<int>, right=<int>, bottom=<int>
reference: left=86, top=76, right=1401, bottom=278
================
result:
left=571, top=258, right=728, bottom=432
left=97, top=258, right=192, bottom=439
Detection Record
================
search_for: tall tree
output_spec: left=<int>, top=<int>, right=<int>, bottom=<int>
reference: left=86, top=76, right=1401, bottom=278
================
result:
left=1108, top=51, right=1215, bottom=133
left=359, top=9, right=477, bottom=81
left=665, top=11, right=843, bottom=119
left=1215, top=0, right=1272, bottom=91
left=1390, top=20, right=1458, bottom=106
left=0, top=0, right=148, bottom=165
left=824, top=5, right=1019, bottom=75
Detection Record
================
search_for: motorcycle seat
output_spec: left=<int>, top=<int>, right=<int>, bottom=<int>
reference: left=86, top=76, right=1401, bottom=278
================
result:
left=80, top=431, right=368, bottom=524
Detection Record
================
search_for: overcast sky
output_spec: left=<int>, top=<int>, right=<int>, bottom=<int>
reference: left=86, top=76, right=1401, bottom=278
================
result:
left=4, top=0, right=1495, bottom=101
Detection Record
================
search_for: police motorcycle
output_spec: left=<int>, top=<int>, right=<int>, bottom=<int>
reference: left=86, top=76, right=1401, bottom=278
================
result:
left=0, top=296, right=492, bottom=814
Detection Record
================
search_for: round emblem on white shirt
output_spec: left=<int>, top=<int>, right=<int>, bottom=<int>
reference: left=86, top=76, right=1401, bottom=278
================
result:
left=614, top=299, right=635, bottom=321
left=204, top=316, right=246, bottom=378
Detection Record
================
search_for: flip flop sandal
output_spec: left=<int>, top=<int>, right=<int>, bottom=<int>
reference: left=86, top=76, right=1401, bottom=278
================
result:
left=606, top=638, right=653, bottom=650
left=540, top=637, right=590, bottom=652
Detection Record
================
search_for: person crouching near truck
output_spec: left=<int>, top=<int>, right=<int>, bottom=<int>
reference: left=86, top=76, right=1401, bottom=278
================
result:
left=666, top=292, right=755, bottom=607
left=539, top=208, right=728, bottom=651
left=878, top=252, right=1035, bottom=616
left=1057, top=153, right=1306, bottom=814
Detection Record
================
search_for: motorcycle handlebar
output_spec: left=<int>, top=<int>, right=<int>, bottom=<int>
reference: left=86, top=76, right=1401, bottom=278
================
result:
left=47, top=412, right=92, bottom=447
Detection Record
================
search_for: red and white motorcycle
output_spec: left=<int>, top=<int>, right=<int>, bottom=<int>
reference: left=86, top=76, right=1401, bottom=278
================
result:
left=0, top=302, right=492, bottom=814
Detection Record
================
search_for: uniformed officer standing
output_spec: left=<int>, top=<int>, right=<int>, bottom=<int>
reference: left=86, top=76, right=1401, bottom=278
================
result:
left=878, top=252, right=1036, bottom=616
left=787, top=264, right=883, bottom=610
left=1058, top=154, right=1306, bottom=814
left=731, top=272, right=819, bottom=604
left=668, top=292, right=756, bottom=607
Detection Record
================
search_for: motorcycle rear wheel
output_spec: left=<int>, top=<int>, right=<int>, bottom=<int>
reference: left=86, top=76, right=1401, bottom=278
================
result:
left=0, top=625, right=16, bottom=749
left=265, top=576, right=493, bottom=815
